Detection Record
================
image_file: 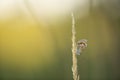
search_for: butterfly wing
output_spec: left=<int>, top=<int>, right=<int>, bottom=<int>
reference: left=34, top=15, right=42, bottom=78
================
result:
left=76, top=47, right=81, bottom=55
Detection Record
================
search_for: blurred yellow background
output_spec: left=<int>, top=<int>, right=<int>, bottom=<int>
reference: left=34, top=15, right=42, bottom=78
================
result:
left=0, top=0, right=120, bottom=80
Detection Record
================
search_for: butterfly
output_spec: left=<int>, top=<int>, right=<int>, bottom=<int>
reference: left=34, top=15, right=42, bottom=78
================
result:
left=76, top=39, right=87, bottom=55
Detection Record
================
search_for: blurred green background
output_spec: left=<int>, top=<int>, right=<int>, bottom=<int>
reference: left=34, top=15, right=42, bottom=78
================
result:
left=0, top=0, right=120, bottom=80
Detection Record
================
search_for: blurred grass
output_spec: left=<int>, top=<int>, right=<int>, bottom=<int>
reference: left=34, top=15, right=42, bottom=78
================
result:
left=0, top=1, right=120, bottom=80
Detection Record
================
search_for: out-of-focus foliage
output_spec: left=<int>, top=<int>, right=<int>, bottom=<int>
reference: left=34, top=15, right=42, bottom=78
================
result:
left=0, top=0, right=120, bottom=80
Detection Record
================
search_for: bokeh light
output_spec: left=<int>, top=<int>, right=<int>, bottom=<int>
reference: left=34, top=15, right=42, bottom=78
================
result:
left=0, top=0, right=120, bottom=80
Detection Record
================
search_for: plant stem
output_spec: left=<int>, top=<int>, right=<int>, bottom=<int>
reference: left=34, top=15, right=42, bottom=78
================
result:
left=71, top=13, right=79, bottom=80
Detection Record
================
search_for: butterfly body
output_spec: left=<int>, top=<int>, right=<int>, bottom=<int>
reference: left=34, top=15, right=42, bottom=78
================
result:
left=76, top=39, right=87, bottom=55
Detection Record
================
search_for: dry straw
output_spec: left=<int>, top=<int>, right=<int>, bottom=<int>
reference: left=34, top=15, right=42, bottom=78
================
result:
left=71, top=13, right=80, bottom=80
left=71, top=12, right=88, bottom=80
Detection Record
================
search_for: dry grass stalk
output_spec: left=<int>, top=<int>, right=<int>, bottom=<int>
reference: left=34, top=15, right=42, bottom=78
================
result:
left=71, top=13, right=80, bottom=80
